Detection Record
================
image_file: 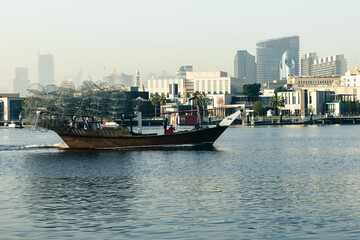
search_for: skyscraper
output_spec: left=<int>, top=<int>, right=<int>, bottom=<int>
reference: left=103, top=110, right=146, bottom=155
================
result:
left=311, top=54, right=347, bottom=77
left=256, top=36, right=299, bottom=83
left=13, top=67, right=30, bottom=97
left=234, top=50, right=256, bottom=84
left=301, top=52, right=318, bottom=76
left=38, top=54, right=54, bottom=86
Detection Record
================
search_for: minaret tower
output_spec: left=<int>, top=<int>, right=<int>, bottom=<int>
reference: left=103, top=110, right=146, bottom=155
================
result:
left=136, top=70, right=140, bottom=87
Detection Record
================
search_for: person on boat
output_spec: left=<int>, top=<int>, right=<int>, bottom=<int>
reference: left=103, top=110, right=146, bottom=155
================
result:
left=166, top=125, right=175, bottom=134
left=163, top=118, right=168, bottom=134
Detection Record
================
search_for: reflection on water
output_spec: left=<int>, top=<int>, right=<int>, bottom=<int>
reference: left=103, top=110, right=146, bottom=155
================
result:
left=25, top=177, right=137, bottom=236
left=1, top=126, right=360, bottom=239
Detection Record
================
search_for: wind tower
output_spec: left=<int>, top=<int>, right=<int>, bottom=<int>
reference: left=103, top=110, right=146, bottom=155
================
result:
left=136, top=70, right=140, bottom=87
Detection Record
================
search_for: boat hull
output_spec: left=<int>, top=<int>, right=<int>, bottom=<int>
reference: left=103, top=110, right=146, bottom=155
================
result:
left=57, top=126, right=228, bottom=149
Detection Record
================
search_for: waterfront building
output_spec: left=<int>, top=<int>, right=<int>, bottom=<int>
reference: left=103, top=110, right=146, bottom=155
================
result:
left=38, top=54, right=54, bottom=86
left=13, top=67, right=30, bottom=97
left=256, top=35, right=300, bottom=84
left=301, top=52, right=318, bottom=76
left=340, top=65, right=360, bottom=87
left=0, top=93, right=24, bottom=121
left=311, top=54, right=347, bottom=77
left=279, top=90, right=334, bottom=116
left=234, top=50, right=256, bottom=84
left=281, top=84, right=360, bottom=116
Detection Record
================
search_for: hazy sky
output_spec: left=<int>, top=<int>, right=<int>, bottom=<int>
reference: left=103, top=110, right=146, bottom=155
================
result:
left=0, top=0, right=359, bottom=91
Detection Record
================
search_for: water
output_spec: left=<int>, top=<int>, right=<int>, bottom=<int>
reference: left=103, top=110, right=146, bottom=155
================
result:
left=1, top=125, right=360, bottom=239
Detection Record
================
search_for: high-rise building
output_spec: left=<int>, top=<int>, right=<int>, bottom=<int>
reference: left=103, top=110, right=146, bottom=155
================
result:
left=234, top=50, right=256, bottom=84
left=38, top=54, right=54, bottom=86
left=256, top=35, right=300, bottom=84
left=13, top=67, right=30, bottom=97
left=311, top=54, right=347, bottom=77
left=103, top=72, right=134, bottom=87
left=279, top=50, right=296, bottom=79
left=301, top=52, right=318, bottom=76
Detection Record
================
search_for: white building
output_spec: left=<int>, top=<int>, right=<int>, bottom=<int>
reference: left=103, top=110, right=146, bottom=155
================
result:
left=148, top=78, right=186, bottom=97
left=147, top=71, right=241, bottom=98
left=0, top=94, right=24, bottom=121
left=341, top=65, right=360, bottom=87
left=311, top=54, right=347, bottom=77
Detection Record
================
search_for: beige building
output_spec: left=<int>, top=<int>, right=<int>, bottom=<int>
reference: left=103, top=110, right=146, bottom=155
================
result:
left=340, top=65, right=360, bottom=87
left=147, top=71, right=241, bottom=98
left=287, top=76, right=340, bottom=88
left=147, top=78, right=186, bottom=97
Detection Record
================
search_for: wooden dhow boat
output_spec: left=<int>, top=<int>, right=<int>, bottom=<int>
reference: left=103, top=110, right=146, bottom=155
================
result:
left=36, top=111, right=240, bottom=149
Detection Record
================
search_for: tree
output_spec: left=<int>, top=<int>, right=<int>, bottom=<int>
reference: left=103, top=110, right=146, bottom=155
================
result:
left=356, top=100, right=360, bottom=114
left=253, top=101, right=264, bottom=117
left=159, top=93, right=166, bottom=115
left=160, top=93, right=166, bottom=106
left=151, top=93, right=161, bottom=118
left=270, top=96, right=284, bottom=115
left=270, top=96, right=279, bottom=113
left=278, top=96, right=285, bottom=107
left=243, top=83, right=261, bottom=97
left=274, top=86, right=292, bottom=96
left=195, top=91, right=211, bottom=116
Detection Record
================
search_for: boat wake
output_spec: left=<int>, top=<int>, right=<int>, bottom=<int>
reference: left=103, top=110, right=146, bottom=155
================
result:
left=25, top=143, right=69, bottom=149
left=0, top=143, right=68, bottom=151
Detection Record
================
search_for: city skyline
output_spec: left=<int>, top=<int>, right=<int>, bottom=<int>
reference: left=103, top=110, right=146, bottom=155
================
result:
left=1, top=0, right=360, bottom=92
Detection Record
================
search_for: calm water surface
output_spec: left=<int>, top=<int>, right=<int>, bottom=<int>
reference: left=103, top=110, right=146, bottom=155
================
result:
left=1, top=125, right=360, bottom=239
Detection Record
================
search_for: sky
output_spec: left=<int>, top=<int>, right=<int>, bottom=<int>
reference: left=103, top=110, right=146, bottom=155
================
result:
left=0, top=0, right=359, bottom=91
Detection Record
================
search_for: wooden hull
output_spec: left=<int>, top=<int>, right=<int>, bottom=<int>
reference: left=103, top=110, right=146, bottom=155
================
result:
left=56, top=126, right=229, bottom=149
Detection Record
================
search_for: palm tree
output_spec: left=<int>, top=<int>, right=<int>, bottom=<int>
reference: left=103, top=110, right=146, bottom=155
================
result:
left=160, top=93, right=166, bottom=106
left=270, top=96, right=279, bottom=115
left=195, top=91, right=211, bottom=117
left=151, top=93, right=161, bottom=118
left=270, top=96, right=285, bottom=115
left=159, top=93, right=167, bottom=117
